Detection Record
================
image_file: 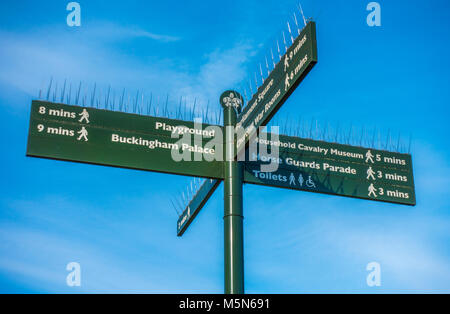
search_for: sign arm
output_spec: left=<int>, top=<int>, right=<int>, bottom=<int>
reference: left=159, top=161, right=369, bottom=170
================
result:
left=177, top=179, right=222, bottom=236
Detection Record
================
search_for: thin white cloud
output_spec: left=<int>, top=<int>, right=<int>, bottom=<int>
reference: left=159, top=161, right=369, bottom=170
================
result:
left=0, top=195, right=221, bottom=293
left=85, top=22, right=181, bottom=43
left=178, top=42, right=256, bottom=106
left=0, top=22, right=253, bottom=115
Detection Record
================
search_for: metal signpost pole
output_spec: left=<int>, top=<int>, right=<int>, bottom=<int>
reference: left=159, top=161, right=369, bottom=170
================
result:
left=221, top=91, right=245, bottom=294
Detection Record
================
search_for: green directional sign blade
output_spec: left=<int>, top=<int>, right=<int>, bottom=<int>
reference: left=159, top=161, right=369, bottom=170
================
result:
left=244, top=133, right=416, bottom=206
left=236, top=21, right=318, bottom=153
left=177, top=179, right=222, bottom=237
left=27, top=101, right=224, bottom=179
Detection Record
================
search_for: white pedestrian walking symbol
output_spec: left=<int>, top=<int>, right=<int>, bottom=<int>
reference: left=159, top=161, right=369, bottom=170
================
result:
left=298, top=174, right=304, bottom=187
left=79, top=109, right=90, bottom=124
left=284, top=55, right=290, bottom=72
left=289, top=173, right=296, bottom=186
left=368, top=183, right=377, bottom=198
left=285, top=73, right=291, bottom=91
left=306, top=176, right=316, bottom=188
left=365, top=150, right=375, bottom=163
left=367, top=167, right=376, bottom=180
left=77, top=127, right=89, bottom=142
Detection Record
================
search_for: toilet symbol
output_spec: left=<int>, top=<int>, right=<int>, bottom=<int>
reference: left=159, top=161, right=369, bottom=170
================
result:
left=365, top=150, right=375, bottom=163
left=78, top=109, right=90, bottom=124
left=367, top=167, right=376, bottom=180
left=289, top=173, right=296, bottom=186
left=306, top=176, right=316, bottom=188
left=77, top=127, right=89, bottom=142
left=368, top=183, right=377, bottom=198
left=298, top=174, right=304, bottom=187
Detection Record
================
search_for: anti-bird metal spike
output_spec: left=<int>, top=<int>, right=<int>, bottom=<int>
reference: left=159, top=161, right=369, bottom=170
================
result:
left=176, top=196, right=185, bottom=213
left=360, top=126, right=365, bottom=146
left=170, top=198, right=180, bottom=216
left=378, top=130, right=382, bottom=150
left=149, top=93, right=153, bottom=115
left=243, top=89, right=249, bottom=105
left=385, top=129, right=391, bottom=150
left=165, top=94, right=169, bottom=117
left=46, top=77, right=53, bottom=101
left=298, top=3, right=307, bottom=27
left=67, top=83, right=72, bottom=104
left=76, top=82, right=82, bottom=105
left=259, top=63, right=264, bottom=83
left=335, top=122, right=340, bottom=143
left=134, top=90, right=139, bottom=113
left=106, top=86, right=111, bottom=110
left=408, top=133, right=412, bottom=154
left=177, top=96, right=182, bottom=119
left=270, top=48, right=276, bottom=68
left=98, top=89, right=102, bottom=109
left=309, top=118, right=314, bottom=139
left=315, top=120, right=319, bottom=140
left=182, top=191, right=187, bottom=205
left=322, top=123, right=328, bottom=141
left=96, top=89, right=101, bottom=109
left=157, top=95, right=161, bottom=116
left=396, top=132, right=401, bottom=152
left=372, top=127, right=377, bottom=148
left=347, top=123, right=353, bottom=144
left=193, top=178, right=198, bottom=192
left=90, top=83, right=97, bottom=108
left=293, top=12, right=301, bottom=35
left=127, top=95, right=131, bottom=113
left=112, top=91, right=116, bottom=111
left=187, top=184, right=192, bottom=201
left=61, top=80, right=67, bottom=103
left=277, top=40, right=282, bottom=60
left=265, top=56, right=270, bottom=76
left=205, top=100, right=210, bottom=123
left=192, top=98, right=197, bottom=120
left=282, top=31, right=288, bottom=52
left=119, top=89, right=125, bottom=111
left=297, top=116, right=302, bottom=137
left=287, top=21, right=294, bottom=44
left=53, top=82, right=57, bottom=102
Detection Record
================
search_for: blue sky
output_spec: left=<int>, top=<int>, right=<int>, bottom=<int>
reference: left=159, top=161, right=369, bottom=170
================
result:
left=0, top=0, right=450, bottom=293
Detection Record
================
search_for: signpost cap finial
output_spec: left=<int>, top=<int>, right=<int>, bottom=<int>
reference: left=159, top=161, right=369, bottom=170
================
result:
left=220, top=90, right=243, bottom=113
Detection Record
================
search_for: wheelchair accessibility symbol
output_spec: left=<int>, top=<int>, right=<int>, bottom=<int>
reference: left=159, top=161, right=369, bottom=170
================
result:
left=306, top=176, right=316, bottom=189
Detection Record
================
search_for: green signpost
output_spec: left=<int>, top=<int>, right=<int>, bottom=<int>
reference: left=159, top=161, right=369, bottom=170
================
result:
left=236, top=21, right=318, bottom=153
left=177, top=179, right=221, bottom=236
left=26, top=17, right=416, bottom=295
left=243, top=133, right=415, bottom=205
left=27, top=101, right=224, bottom=179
